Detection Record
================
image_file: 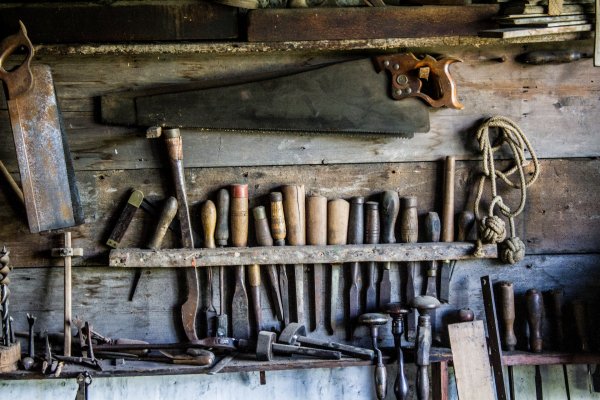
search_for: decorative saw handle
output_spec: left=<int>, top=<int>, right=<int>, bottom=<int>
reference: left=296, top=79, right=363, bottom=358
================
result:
left=374, top=53, right=464, bottom=110
left=0, top=21, right=34, bottom=99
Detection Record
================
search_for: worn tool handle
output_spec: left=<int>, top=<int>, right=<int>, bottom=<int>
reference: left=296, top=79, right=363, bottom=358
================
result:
left=400, top=196, right=419, bottom=243
left=216, top=189, right=230, bottom=247
left=230, top=184, right=249, bottom=248
left=442, top=156, right=455, bottom=243
left=270, top=192, right=286, bottom=246
left=381, top=191, right=399, bottom=244
left=306, top=195, right=328, bottom=246
left=348, top=197, right=365, bottom=245
left=148, top=196, right=178, bottom=250
left=327, top=199, right=350, bottom=246
left=248, top=263, right=262, bottom=334
left=456, top=211, right=475, bottom=242
left=0, top=21, right=34, bottom=99
left=497, top=281, right=517, bottom=351
left=572, top=299, right=589, bottom=352
left=272, top=342, right=342, bottom=360
left=525, top=289, right=544, bottom=353
left=547, top=288, right=564, bottom=350
left=201, top=200, right=217, bottom=249
left=253, top=206, right=274, bottom=247
left=282, top=185, right=306, bottom=246
left=365, top=202, right=380, bottom=245
left=424, top=212, right=440, bottom=298
left=416, top=315, right=432, bottom=400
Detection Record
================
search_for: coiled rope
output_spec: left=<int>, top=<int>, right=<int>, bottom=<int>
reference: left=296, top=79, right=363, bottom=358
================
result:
left=473, top=116, right=540, bottom=264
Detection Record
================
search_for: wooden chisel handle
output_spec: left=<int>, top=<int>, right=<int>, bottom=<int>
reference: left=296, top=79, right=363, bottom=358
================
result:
left=201, top=200, right=217, bottom=250
left=306, top=194, right=327, bottom=332
left=442, top=156, right=455, bottom=243
left=380, top=191, right=399, bottom=307
left=231, top=184, right=249, bottom=248
left=216, top=189, right=230, bottom=247
left=365, top=202, right=379, bottom=313
left=497, top=281, right=517, bottom=351
left=148, top=196, right=178, bottom=250
left=547, top=288, right=564, bottom=350
left=456, top=211, right=475, bottom=242
left=248, top=263, right=262, bottom=336
left=525, top=289, right=544, bottom=353
left=327, top=199, right=349, bottom=333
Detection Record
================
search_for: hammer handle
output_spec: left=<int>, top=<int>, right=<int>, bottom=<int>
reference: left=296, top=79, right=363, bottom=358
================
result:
left=442, top=156, right=455, bottom=243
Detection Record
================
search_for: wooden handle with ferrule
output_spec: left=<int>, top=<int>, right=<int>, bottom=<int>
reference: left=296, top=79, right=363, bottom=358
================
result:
left=216, top=189, right=230, bottom=247
left=400, top=196, right=418, bottom=244
left=253, top=206, right=273, bottom=247
left=148, top=196, right=178, bottom=250
left=282, top=185, right=306, bottom=246
left=327, top=199, right=350, bottom=246
left=347, top=197, right=365, bottom=246
left=270, top=192, right=286, bottom=246
left=365, top=202, right=380, bottom=245
left=497, top=281, right=517, bottom=351
left=201, top=200, right=217, bottom=249
left=306, top=195, right=327, bottom=246
left=525, top=289, right=544, bottom=353
left=381, top=191, right=399, bottom=245
left=442, top=156, right=455, bottom=243
left=230, top=184, right=248, bottom=248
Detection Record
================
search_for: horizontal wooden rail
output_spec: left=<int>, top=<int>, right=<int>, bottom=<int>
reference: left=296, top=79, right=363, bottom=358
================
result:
left=109, top=242, right=497, bottom=268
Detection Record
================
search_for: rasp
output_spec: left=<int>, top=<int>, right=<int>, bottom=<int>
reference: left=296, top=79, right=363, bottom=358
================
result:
left=100, top=57, right=430, bottom=136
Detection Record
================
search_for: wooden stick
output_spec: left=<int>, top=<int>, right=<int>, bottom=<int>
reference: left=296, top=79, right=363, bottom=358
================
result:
left=64, top=232, right=72, bottom=357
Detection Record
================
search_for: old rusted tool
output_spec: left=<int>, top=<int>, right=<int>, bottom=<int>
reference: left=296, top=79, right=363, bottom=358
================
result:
left=525, top=289, right=544, bottom=400
left=383, top=303, right=409, bottom=400
left=423, top=212, right=441, bottom=298
left=327, top=199, right=350, bottom=334
left=380, top=190, right=399, bottom=308
left=155, top=349, right=215, bottom=366
left=216, top=188, right=230, bottom=337
left=374, top=53, right=463, bottom=109
left=282, top=185, right=307, bottom=326
left=439, top=156, right=455, bottom=303
left=481, top=276, right=508, bottom=400
left=93, top=337, right=239, bottom=353
left=159, top=127, right=199, bottom=341
left=76, top=372, right=92, bottom=400
left=364, top=201, right=380, bottom=314
left=129, top=196, right=178, bottom=301
left=51, top=233, right=83, bottom=357
left=201, top=200, right=218, bottom=337
left=0, top=22, right=84, bottom=233
left=547, top=289, right=571, bottom=400
left=401, top=196, right=419, bottom=337
left=256, top=331, right=341, bottom=361
left=306, top=194, right=327, bottom=332
left=270, top=192, right=290, bottom=326
left=278, top=322, right=374, bottom=360
left=106, top=189, right=144, bottom=248
left=22, top=313, right=36, bottom=370
left=497, top=281, right=517, bottom=400
left=412, top=296, right=441, bottom=400
left=230, top=184, right=251, bottom=340
left=253, top=206, right=284, bottom=324
left=516, top=50, right=591, bottom=65
left=359, top=313, right=389, bottom=400
left=347, top=196, right=364, bottom=339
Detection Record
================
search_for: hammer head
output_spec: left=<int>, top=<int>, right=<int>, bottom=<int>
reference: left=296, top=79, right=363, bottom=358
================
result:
left=256, top=331, right=275, bottom=361
left=278, top=322, right=306, bottom=345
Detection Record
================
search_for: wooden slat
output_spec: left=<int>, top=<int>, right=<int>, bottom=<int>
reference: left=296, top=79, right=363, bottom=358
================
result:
left=479, top=23, right=592, bottom=38
left=246, top=6, right=499, bottom=42
left=0, top=1, right=238, bottom=42
left=108, top=243, right=498, bottom=268
left=448, top=321, right=496, bottom=400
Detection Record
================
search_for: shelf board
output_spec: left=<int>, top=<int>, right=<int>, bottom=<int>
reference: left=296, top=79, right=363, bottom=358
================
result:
left=109, top=242, right=498, bottom=268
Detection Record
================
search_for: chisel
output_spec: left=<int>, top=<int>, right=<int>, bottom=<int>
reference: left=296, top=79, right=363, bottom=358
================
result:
left=201, top=200, right=218, bottom=337
left=440, top=156, right=455, bottom=303
left=270, top=192, right=290, bottom=326
left=230, top=184, right=250, bottom=340
left=423, top=212, right=441, bottom=298
left=163, top=128, right=199, bottom=341
left=253, top=206, right=284, bottom=323
left=364, top=201, right=379, bottom=313
left=525, top=289, right=544, bottom=400
left=306, top=194, right=327, bottom=332
left=401, top=196, right=419, bottom=337
left=347, top=197, right=364, bottom=340
left=327, top=199, right=350, bottom=334
left=379, top=190, right=399, bottom=308
left=547, top=289, right=570, bottom=400
left=215, top=189, right=230, bottom=337
left=497, top=281, right=517, bottom=400
left=282, top=185, right=307, bottom=326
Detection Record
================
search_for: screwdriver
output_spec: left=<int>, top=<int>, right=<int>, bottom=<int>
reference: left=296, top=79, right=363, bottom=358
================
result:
left=347, top=196, right=364, bottom=339
left=364, top=201, right=380, bottom=313
left=230, top=184, right=250, bottom=340
left=379, top=190, right=399, bottom=308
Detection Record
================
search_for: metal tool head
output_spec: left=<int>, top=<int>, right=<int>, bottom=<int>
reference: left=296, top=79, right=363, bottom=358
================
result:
left=256, top=331, right=275, bottom=361
left=278, top=322, right=306, bottom=345
left=411, top=296, right=441, bottom=314
left=382, top=302, right=409, bottom=319
left=359, top=313, right=389, bottom=327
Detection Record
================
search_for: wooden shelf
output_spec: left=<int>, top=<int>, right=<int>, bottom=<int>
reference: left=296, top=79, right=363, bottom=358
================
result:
left=108, top=242, right=498, bottom=268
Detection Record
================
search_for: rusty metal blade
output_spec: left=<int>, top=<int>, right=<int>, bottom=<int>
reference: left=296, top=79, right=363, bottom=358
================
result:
left=7, top=65, right=83, bottom=233
left=231, top=265, right=250, bottom=339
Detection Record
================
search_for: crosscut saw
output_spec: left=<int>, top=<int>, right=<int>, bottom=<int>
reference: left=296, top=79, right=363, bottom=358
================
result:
left=0, top=22, right=83, bottom=233
left=99, top=53, right=466, bottom=136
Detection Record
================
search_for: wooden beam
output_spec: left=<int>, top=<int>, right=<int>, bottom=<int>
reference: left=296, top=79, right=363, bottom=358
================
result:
left=247, top=6, right=499, bottom=42
left=108, top=243, right=498, bottom=268
left=479, top=23, right=592, bottom=38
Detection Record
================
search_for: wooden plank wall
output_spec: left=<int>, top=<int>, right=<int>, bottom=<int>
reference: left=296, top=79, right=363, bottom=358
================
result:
left=0, top=39, right=599, bottom=398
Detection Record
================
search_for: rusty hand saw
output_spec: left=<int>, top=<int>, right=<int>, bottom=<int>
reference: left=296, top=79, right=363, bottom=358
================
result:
left=0, top=22, right=83, bottom=233
left=101, top=57, right=431, bottom=136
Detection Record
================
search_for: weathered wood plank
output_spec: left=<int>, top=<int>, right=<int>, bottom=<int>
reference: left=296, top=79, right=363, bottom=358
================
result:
left=0, top=159, right=597, bottom=268
left=479, top=23, right=592, bottom=38
left=108, top=243, right=498, bottom=268
left=246, top=6, right=499, bottom=42
left=0, top=1, right=238, bottom=42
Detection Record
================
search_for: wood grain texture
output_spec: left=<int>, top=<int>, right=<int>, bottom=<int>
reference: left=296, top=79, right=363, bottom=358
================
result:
left=246, top=6, right=499, bottom=42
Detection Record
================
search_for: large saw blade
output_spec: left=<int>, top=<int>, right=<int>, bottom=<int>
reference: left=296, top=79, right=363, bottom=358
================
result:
left=103, top=58, right=430, bottom=136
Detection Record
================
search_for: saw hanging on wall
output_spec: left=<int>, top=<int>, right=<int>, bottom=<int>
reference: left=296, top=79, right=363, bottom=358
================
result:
left=100, top=53, right=463, bottom=136
left=0, top=22, right=83, bottom=233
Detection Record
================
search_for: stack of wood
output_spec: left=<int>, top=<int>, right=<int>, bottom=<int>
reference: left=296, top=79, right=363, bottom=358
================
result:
left=479, top=0, right=595, bottom=38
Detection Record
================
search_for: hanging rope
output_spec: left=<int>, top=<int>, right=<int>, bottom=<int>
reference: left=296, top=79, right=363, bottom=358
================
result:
left=472, top=116, right=540, bottom=264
